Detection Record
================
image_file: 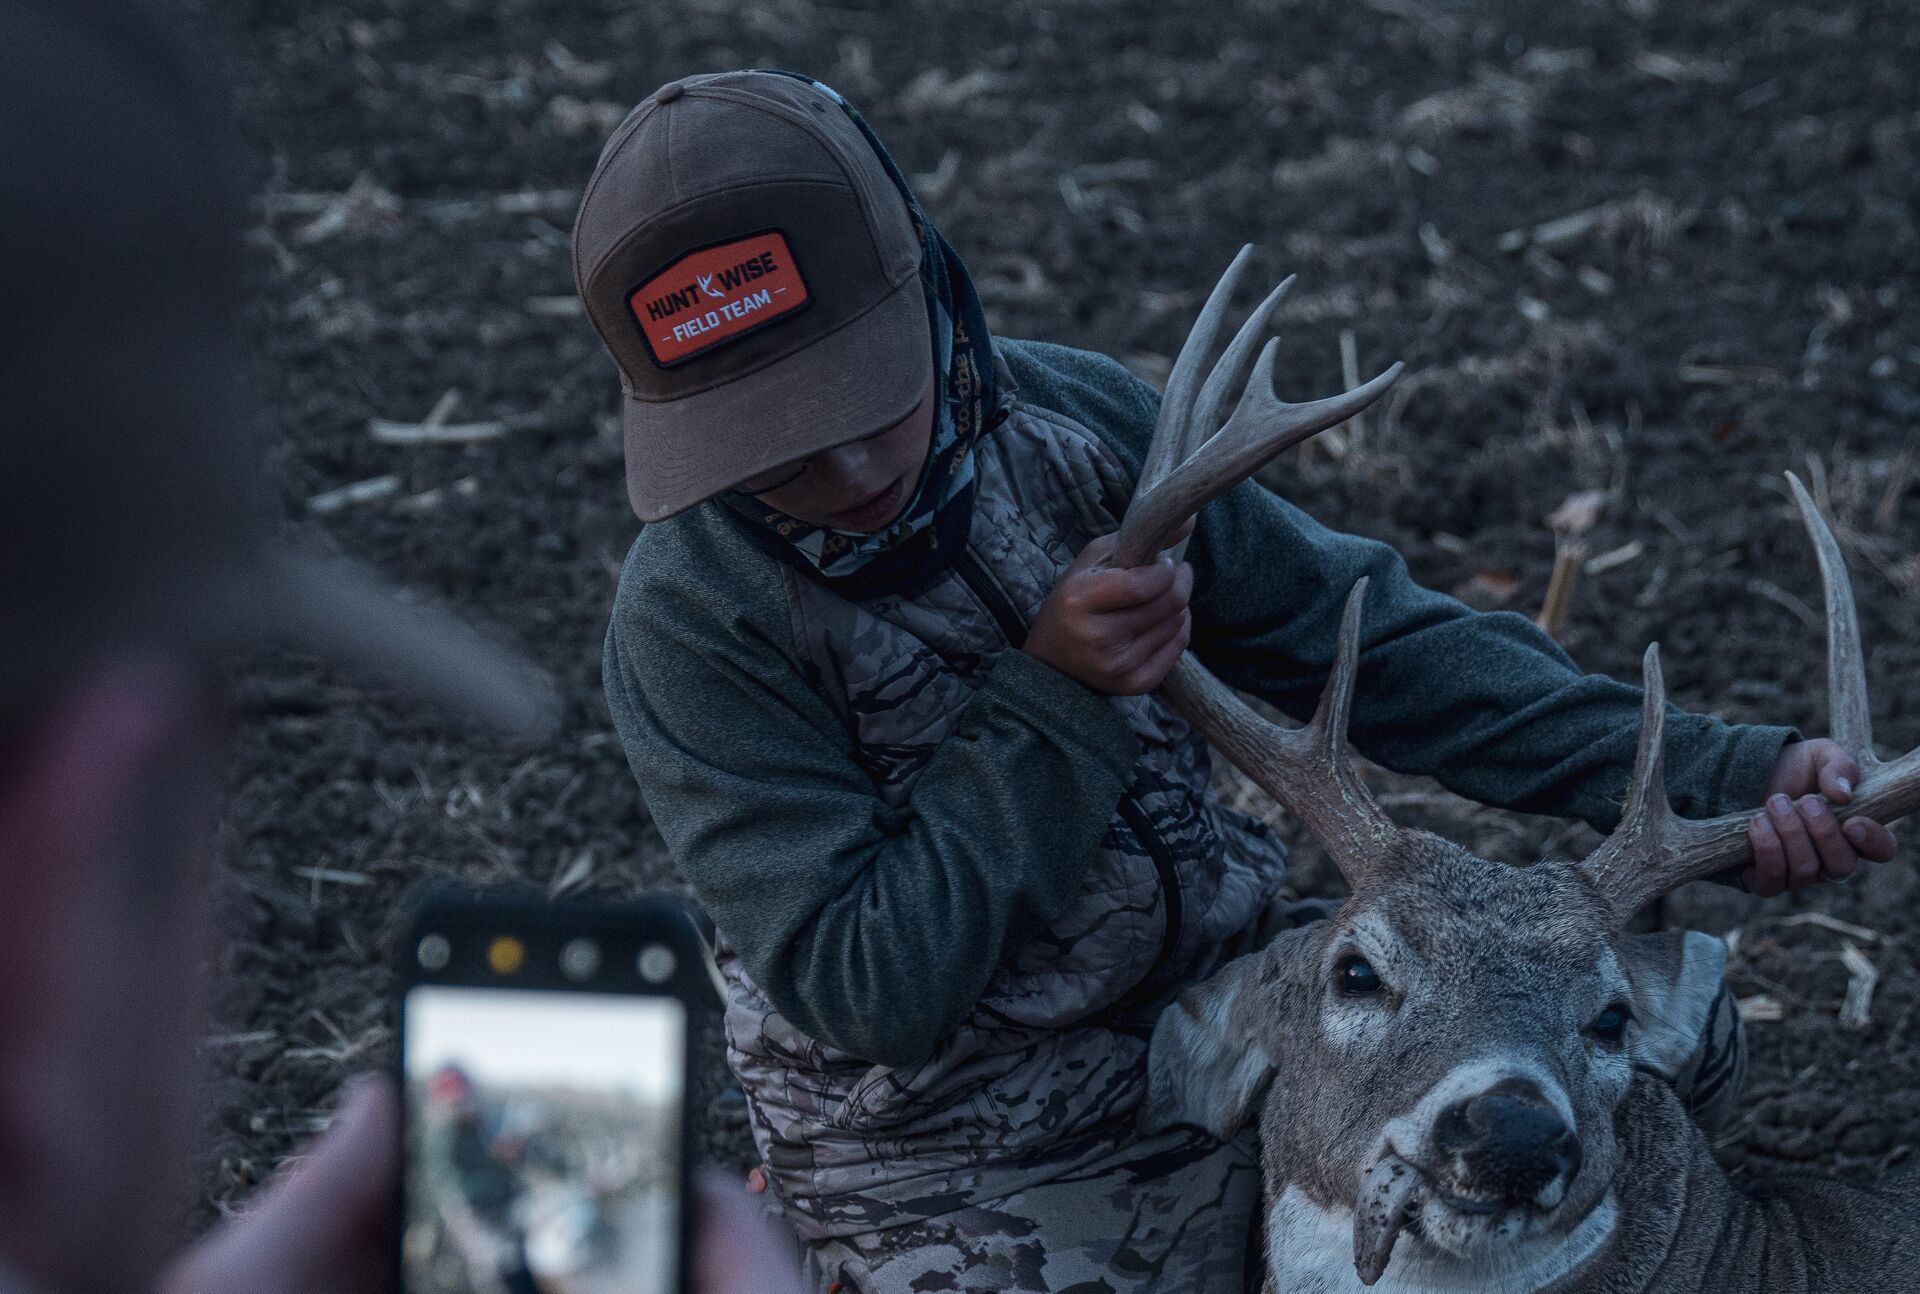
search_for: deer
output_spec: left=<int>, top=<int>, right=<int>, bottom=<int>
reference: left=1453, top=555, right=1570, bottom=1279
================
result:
left=1119, top=248, right=1920, bottom=1292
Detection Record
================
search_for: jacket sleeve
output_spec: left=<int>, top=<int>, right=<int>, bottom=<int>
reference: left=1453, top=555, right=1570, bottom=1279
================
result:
left=603, top=553, right=1141, bottom=1067
left=1000, top=339, right=1793, bottom=830
left=1183, top=480, right=1793, bottom=829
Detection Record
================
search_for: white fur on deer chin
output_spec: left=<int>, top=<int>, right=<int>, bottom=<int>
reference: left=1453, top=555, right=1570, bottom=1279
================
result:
left=1267, top=1185, right=1620, bottom=1293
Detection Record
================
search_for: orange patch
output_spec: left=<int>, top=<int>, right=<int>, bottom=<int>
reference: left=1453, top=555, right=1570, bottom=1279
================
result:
left=628, top=230, right=810, bottom=366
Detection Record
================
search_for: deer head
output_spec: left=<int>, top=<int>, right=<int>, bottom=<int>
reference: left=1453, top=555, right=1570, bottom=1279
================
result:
left=1130, top=250, right=1918, bottom=1287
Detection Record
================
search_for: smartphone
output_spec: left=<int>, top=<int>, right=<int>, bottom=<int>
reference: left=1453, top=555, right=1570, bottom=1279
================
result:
left=395, top=889, right=701, bottom=1294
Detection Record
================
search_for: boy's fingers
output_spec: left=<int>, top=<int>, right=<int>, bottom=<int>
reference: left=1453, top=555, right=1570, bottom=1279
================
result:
left=1842, top=815, right=1898, bottom=862
left=1797, top=795, right=1857, bottom=882
left=1747, top=813, right=1786, bottom=897
left=1766, top=794, right=1820, bottom=890
left=1100, top=609, right=1188, bottom=683
left=1171, top=560, right=1194, bottom=603
left=1097, top=596, right=1181, bottom=647
left=1055, top=534, right=1121, bottom=586
left=1117, top=613, right=1193, bottom=694
left=1161, top=515, right=1197, bottom=549
left=1121, top=607, right=1190, bottom=668
left=1814, top=745, right=1859, bottom=803
left=1077, top=558, right=1177, bottom=612
left=1093, top=566, right=1194, bottom=642
left=1070, top=532, right=1121, bottom=567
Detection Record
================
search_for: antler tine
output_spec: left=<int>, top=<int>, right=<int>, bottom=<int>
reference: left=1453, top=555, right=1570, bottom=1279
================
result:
left=1787, top=471, right=1875, bottom=762
left=1209, top=339, right=1403, bottom=511
left=1305, top=577, right=1377, bottom=775
left=1188, top=274, right=1297, bottom=474
left=1780, top=466, right=1920, bottom=835
left=1115, top=343, right=1404, bottom=571
left=1578, top=644, right=1690, bottom=913
left=1146, top=274, right=1300, bottom=569
left=1112, top=252, right=1403, bottom=569
left=1581, top=472, right=1920, bottom=920
left=1136, top=244, right=1255, bottom=501
left=1159, top=580, right=1400, bottom=882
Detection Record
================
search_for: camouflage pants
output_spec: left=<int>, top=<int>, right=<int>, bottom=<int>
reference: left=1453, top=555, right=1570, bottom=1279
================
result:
left=802, top=1129, right=1261, bottom=1294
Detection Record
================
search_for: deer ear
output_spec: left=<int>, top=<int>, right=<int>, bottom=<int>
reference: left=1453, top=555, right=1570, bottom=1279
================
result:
left=1618, top=929, right=1730, bottom=1080
left=1143, top=944, right=1279, bottom=1140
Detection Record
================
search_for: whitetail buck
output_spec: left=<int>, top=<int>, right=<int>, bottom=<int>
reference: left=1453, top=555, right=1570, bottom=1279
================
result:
left=1130, top=249, right=1920, bottom=1292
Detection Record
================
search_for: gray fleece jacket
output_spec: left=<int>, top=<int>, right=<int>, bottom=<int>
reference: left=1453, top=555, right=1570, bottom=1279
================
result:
left=603, top=337, right=1792, bottom=1070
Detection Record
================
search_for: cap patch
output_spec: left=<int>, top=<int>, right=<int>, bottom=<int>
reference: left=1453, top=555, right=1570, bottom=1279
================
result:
left=628, top=230, right=811, bottom=367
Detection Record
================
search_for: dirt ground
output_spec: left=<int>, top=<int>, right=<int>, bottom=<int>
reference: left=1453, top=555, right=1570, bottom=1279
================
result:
left=183, top=0, right=1920, bottom=1224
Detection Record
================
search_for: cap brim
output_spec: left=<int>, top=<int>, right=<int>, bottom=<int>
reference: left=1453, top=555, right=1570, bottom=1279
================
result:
left=239, top=547, right=561, bottom=742
left=622, top=271, right=930, bottom=523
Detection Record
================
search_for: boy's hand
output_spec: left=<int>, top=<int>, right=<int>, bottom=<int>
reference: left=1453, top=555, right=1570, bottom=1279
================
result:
left=1743, top=737, right=1898, bottom=895
left=1025, top=522, right=1195, bottom=696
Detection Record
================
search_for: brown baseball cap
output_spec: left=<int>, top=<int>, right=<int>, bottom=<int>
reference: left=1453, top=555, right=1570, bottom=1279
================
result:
left=2, top=0, right=557, bottom=741
left=572, top=72, right=932, bottom=523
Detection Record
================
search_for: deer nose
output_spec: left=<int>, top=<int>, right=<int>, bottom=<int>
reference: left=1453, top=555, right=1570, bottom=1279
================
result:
left=1433, top=1081, right=1582, bottom=1203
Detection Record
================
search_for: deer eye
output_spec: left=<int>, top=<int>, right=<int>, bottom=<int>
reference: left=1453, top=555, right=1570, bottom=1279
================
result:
left=1335, top=954, right=1383, bottom=996
left=1588, top=1002, right=1632, bottom=1045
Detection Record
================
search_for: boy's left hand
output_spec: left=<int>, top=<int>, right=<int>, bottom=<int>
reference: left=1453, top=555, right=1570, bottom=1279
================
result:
left=1743, top=738, right=1898, bottom=896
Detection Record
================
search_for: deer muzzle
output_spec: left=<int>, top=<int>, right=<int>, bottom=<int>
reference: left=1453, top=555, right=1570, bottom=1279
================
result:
left=1432, top=1080, right=1583, bottom=1208
left=1354, top=1073, right=1587, bottom=1282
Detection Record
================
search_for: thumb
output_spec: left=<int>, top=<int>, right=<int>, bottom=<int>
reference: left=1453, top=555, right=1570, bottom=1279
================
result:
left=258, top=1076, right=400, bottom=1253
left=1812, top=741, right=1859, bottom=804
left=1067, top=531, right=1122, bottom=573
left=162, top=1077, right=399, bottom=1294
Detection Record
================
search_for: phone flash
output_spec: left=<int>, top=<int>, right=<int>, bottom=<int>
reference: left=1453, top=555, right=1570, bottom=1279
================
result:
left=487, top=935, right=525, bottom=976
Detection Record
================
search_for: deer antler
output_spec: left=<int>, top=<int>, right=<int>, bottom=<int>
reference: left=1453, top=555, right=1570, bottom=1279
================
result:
left=1116, top=247, right=1404, bottom=883
left=1112, top=246, right=1403, bottom=569
left=1165, top=584, right=1402, bottom=878
left=1579, top=472, right=1920, bottom=919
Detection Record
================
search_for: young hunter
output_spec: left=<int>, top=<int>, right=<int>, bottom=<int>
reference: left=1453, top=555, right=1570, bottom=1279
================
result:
left=573, top=71, right=1894, bottom=1293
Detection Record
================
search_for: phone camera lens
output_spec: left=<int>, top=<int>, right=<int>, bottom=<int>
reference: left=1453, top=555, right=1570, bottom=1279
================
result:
left=416, top=934, right=451, bottom=971
left=638, top=944, right=677, bottom=984
left=561, top=938, right=600, bottom=982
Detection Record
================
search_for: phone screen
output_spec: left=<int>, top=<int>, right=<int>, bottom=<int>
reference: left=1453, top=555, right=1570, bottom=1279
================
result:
left=401, top=980, right=687, bottom=1293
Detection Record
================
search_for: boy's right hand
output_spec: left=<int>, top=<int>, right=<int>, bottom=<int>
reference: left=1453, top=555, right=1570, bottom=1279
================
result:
left=1024, top=524, right=1195, bottom=695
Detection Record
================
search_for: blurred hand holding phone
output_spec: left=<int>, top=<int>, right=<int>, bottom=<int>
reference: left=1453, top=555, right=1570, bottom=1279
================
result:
left=162, top=890, right=803, bottom=1294
left=398, top=892, right=703, bottom=1294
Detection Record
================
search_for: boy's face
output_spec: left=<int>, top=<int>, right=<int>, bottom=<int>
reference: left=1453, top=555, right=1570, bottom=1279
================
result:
left=742, top=307, right=938, bottom=532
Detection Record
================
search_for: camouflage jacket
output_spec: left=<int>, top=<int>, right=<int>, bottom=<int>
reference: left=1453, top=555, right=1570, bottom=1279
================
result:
left=603, top=339, right=1791, bottom=1241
